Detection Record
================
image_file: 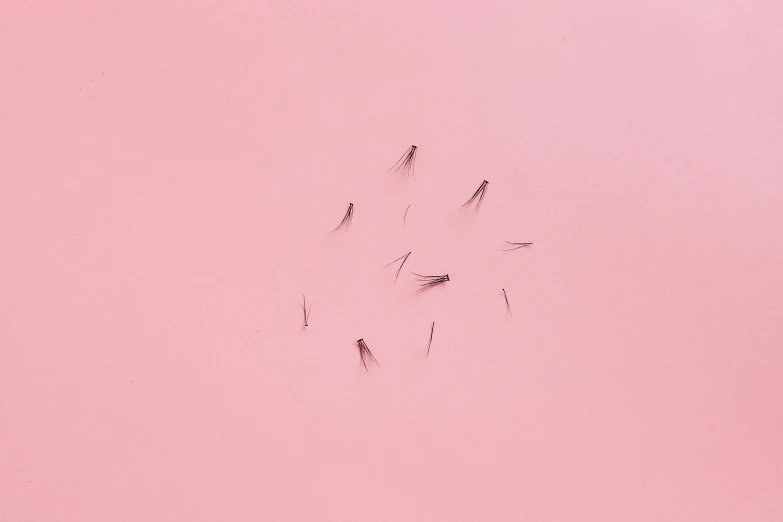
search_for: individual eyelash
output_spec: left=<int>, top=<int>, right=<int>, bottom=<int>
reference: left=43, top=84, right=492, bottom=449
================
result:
left=412, top=272, right=450, bottom=293
left=404, top=204, right=411, bottom=226
left=302, top=294, right=312, bottom=326
left=356, top=338, right=379, bottom=372
left=502, top=241, right=533, bottom=251
left=383, top=251, right=411, bottom=282
left=390, top=145, right=417, bottom=179
left=502, top=289, right=512, bottom=316
left=462, top=180, right=489, bottom=213
left=334, top=203, right=354, bottom=231
left=427, top=321, right=435, bottom=356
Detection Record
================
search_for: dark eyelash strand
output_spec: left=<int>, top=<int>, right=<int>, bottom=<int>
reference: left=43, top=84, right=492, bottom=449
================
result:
left=383, top=251, right=411, bottom=282
left=462, top=180, right=489, bottom=213
left=404, top=204, right=411, bottom=226
left=502, top=289, right=512, bottom=316
left=427, top=321, right=435, bottom=356
left=334, top=203, right=354, bottom=231
left=390, top=145, right=417, bottom=179
left=412, top=272, right=450, bottom=293
left=356, top=338, right=379, bottom=372
left=502, top=241, right=533, bottom=251
left=302, top=294, right=312, bottom=326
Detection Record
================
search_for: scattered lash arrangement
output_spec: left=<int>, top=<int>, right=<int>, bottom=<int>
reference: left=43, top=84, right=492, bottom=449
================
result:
left=315, top=145, right=533, bottom=372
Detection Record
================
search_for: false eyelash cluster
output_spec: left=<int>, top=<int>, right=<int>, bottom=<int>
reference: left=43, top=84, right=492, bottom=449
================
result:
left=334, top=203, right=354, bottom=231
left=390, top=145, right=417, bottom=178
left=356, top=339, right=379, bottom=371
left=306, top=145, right=535, bottom=372
left=462, top=180, right=489, bottom=213
left=412, top=272, right=450, bottom=293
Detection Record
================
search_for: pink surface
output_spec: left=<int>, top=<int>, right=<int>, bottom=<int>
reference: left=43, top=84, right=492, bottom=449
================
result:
left=2, top=1, right=782, bottom=520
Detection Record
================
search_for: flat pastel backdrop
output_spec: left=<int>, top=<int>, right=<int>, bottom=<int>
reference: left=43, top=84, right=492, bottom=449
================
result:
left=2, top=1, right=782, bottom=521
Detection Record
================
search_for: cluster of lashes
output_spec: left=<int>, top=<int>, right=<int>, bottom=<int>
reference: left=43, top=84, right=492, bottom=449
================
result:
left=305, top=145, right=533, bottom=372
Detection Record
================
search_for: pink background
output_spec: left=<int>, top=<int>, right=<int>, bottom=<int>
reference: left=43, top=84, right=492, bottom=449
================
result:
left=2, top=1, right=782, bottom=520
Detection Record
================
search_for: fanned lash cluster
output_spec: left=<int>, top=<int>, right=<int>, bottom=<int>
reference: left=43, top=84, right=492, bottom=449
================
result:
left=356, top=339, right=379, bottom=372
left=462, top=180, right=489, bottom=213
left=390, top=145, right=417, bottom=178
left=412, top=272, right=450, bottom=293
left=333, top=203, right=353, bottom=231
left=307, top=145, right=535, bottom=372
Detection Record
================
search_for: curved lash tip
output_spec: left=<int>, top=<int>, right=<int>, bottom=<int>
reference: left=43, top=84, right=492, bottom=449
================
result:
left=427, top=321, right=435, bottom=356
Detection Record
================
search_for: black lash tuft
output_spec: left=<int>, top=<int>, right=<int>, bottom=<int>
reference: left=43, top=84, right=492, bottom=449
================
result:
left=412, top=272, right=450, bottom=293
left=334, top=203, right=354, bottom=231
left=356, top=338, right=379, bottom=372
left=390, top=145, right=417, bottom=179
left=462, top=180, right=489, bottom=213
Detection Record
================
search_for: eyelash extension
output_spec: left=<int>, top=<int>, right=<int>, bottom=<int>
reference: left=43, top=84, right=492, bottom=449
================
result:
left=502, top=241, right=533, bottom=251
left=302, top=295, right=312, bottom=326
left=427, top=321, right=435, bottom=356
left=404, top=204, right=411, bottom=226
left=383, top=251, right=411, bottom=282
left=390, top=145, right=417, bottom=179
left=502, top=289, right=512, bottom=316
left=412, top=272, right=450, bottom=293
left=356, top=338, right=379, bottom=372
left=462, top=180, right=489, bottom=213
left=334, top=203, right=354, bottom=231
